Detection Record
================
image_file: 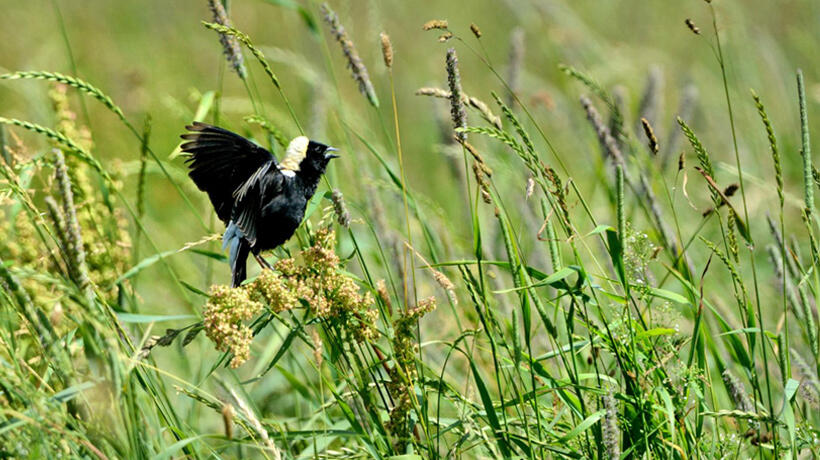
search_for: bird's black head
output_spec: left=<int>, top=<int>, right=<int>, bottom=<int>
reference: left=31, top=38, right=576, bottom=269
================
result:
left=301, top=140, right=338, bottom=177
left=279, top=136, right=338, bottom=182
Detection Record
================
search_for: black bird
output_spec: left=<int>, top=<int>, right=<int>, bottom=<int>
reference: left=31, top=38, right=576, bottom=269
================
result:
left=181, top=122, right=338, bottom=287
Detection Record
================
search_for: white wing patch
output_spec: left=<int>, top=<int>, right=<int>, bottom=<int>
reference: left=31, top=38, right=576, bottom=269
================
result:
left=280, top=136, right=309, bottom=172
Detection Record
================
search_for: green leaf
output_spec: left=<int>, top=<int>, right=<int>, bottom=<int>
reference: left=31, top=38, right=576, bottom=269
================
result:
left=717, top=327, right=777, bottom=340
left=278, top=365, right=313, bottom=401
left=782, top=379, right=798, bottom=458
left=193, top=91, right=215, bottom=121
left=115, top=249, right=176, bottom=283
left=189, top=248, right=227, bottom=262
left=116, top=313, right=195, bottom=323
left=304, top=190, right=328, bottom=221
left=116, top=245, right=222, bottom=283
left=558, top=410, right=605, bottom=442
left=151, top=434, right=210, bottom=460
left=469, top=360, right=512, bottom=458
left=588, top=224, right=614, bottom=236
left=248, top=323, right=304, bottom=381
left=733, top=212, right=753, bottom=245
left=657, top=388, right=677, bottom=444
left=605, top=228, right=626, bottom=287
left=784, top=378, right=800, bottom=401
left=647, top=287, right=690, bottom=305
left=635, top=328, right=676, bottom=340
left=168, top=91, right=215, bottom=159
left=493, top=266, right=576, bottom=293
left=179, top=280, right=210, bottom=297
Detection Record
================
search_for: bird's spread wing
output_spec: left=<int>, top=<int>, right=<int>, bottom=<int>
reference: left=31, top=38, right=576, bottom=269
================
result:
left=231, top=161, right=284, bottom=247
left=181, top=121, right=277, bottom=223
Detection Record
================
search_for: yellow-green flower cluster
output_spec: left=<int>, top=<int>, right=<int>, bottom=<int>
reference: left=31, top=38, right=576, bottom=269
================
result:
left=203, top=285, right=263, bottom=368
left=203, top=228, right=377, bottom=367
left=250, top=269, right=298, bottom=312
left=0, top=209, right=41, bottom=268
left=250, top=228, right=377, bottom=342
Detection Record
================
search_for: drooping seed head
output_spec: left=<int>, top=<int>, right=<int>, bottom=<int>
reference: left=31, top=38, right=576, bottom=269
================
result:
left=207, top=0, right=247, bottom=79
left=321, top=3, right=379, bottom=107
left=580, top=95, right=624, bottom=165
left=641, top=117, right=659, bottom=154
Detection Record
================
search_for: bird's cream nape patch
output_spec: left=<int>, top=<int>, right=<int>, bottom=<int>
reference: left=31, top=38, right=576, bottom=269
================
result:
left=280, top=136, right=309, bottom=172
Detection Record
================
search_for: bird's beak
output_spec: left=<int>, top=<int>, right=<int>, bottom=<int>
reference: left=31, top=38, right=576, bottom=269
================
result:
left=325, top=147, right=339, bottom=159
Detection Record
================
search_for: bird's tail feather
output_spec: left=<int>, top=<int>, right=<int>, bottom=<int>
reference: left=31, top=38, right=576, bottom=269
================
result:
left=231, top=242, right=250, bottom=287
left=224, top=221, right=250, bottom=287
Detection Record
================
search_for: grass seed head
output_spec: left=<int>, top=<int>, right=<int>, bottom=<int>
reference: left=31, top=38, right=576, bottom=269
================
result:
left=422, top=19, right=448, bottom=30
left=380, top=32, right=393, bottom=68
left=470, top=23, right=482, bottom=38
left=685, top=18, right=700, bottom=35
left=580, top=95, right=624, bottom=165
left=472, top=162, right=493, bottom=204
left=376, top=279, right=392, bottom=316
left=207, top=0, right=247, bottom=79
left=221, top=403, right=234, bottom=440
left=602, top=391, right=621, bottom=459
left=432, top=269, right=457, bottom=304
left=641, top=117, right=659, bottom=154
left=53, top=149, right=90, bottom=292
left=722, top=369, right=754, bottom=414
left=311, top=328, right=324, bottom=367
left=723, top=183, right=739, bottom=198
left=416, top=87, right=501, bottom=129
left=331, top=188, right=351, bottom=228
left=321, top=3, right=379, bottom=107
left=446, top=48, right=468, bottom=142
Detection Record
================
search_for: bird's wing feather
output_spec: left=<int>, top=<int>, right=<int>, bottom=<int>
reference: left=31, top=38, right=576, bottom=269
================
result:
left=181, top=121, right=278, bottom=223
left=231, top=162, right=285, bottom=247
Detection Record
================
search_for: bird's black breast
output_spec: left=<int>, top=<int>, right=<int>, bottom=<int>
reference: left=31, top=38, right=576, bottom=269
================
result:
left=250, top=176, right=308, bottom=253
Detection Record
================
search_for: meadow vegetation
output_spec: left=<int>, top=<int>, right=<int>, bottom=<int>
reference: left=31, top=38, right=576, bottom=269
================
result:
left=1, top=0, right=819, bottom=458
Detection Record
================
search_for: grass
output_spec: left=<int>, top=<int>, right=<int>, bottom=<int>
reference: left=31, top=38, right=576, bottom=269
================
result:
left=1, top=0, right=820, bottom=458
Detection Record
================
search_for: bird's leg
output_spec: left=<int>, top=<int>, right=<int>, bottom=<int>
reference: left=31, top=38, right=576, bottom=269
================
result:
left=254, top=253, right=273, bottom=270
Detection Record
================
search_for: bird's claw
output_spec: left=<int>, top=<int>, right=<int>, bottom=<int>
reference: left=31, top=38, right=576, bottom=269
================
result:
left=254, top=254, right=273, bottom=270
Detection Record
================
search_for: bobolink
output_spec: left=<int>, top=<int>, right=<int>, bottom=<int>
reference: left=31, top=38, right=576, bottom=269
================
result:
left=181, top=122, right=338, bottom=287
